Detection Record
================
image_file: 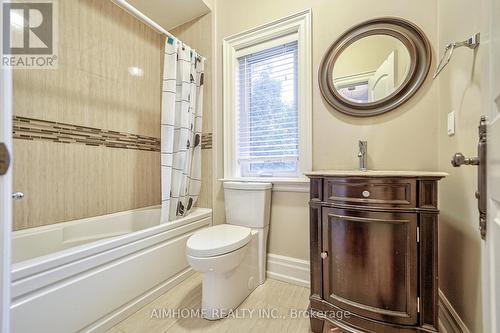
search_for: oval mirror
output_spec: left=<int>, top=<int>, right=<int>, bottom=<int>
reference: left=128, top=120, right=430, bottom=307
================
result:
left=319, top=18, right=431, bottom=117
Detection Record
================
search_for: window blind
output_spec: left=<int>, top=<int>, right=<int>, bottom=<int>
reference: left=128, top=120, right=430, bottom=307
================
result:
left=236, top=40, right=299, bottom=177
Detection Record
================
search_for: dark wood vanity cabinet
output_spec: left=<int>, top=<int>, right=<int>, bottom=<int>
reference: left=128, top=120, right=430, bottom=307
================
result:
left=308, top=174, right=445, bottom=333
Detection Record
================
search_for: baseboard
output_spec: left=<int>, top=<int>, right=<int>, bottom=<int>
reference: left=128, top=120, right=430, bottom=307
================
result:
left=266, top=253, right=310, bottom=287
left=81, top=267, right=195, bottom=333
left=438, top=289, right=471, bottom=333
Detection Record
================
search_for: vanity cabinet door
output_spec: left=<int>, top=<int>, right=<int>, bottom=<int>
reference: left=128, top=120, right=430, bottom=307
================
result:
left=321, top=207, right=418, bottom=325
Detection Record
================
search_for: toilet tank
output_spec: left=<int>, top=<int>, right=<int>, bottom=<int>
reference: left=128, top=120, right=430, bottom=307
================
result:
left=223, top=182, right=272, bottom=228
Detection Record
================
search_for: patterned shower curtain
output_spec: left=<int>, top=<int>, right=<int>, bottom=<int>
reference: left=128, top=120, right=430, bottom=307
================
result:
left=161, top=38, right=205, bottom=222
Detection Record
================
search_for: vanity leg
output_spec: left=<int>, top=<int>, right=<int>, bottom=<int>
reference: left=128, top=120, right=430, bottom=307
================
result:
left=310, top=317, right=325, bottom=333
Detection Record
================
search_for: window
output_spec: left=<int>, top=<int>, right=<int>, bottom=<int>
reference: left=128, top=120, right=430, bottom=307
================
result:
left=336, top=81, right=369, bottom=103
left=236, top=40, right=299, bottom=177
left=223, top=10, right=312, bottom=183
left=333, top=71, right=375, bottom=104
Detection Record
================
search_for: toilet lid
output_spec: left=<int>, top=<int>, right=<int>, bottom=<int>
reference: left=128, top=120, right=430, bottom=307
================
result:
left=186, top=224, right=252, bottom=257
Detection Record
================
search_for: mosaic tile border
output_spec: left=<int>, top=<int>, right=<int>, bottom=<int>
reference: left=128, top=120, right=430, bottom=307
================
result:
left=201, top=132, right=212, bottom=150
left=13, top=116, right=213, bottom=151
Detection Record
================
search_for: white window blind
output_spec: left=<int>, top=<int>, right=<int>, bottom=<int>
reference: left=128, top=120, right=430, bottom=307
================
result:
left=235, top=40, right=299, bottom=177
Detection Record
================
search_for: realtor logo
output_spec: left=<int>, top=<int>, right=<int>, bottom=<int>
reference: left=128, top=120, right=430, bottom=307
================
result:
left=2, top=0, right=58, bottom=68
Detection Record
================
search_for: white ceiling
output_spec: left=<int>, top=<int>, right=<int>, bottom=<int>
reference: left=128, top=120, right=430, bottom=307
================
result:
left=126, top=0, right=210, bottom=31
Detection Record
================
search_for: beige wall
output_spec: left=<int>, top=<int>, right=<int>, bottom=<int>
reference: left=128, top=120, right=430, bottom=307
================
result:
left=170, top=13, right=213, bottom=210
left=12, top=0, right=164, bottom=230
left=213, top=0, right=439, bottom=261
left=437, top=0, right=484, bottom=331
left=201, top=0, right=214, bottom=11
left=268, top=192, right=310, bottom=260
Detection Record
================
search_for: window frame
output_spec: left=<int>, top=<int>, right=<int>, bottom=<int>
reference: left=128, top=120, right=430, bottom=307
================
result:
left=222, top=9, right=312, bottom=187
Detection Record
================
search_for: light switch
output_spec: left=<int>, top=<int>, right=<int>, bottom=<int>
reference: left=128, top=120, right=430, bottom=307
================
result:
left=447, top=111, right=455, bottom=136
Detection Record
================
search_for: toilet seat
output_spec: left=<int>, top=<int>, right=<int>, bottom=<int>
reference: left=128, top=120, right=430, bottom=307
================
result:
left=186, top=224, right=251, bottom=257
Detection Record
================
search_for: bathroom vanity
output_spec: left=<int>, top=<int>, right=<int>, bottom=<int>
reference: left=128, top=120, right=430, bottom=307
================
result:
left=306, top=170, right=447, bottom=333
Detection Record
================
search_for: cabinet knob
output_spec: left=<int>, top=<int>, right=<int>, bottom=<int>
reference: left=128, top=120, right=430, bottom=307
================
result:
left=362, top=190, right=370, bottom=198
left=320, top=251, right=328, bottom=259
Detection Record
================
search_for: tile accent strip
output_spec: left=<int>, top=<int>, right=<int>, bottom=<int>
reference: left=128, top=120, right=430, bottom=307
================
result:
left=13, top=116, right=213, bottom=151
left=201, top=132, right=212, bottom=150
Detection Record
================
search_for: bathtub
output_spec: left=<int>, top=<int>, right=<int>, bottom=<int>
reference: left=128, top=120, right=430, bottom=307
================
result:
left=11, top=206, right=212, bottom=333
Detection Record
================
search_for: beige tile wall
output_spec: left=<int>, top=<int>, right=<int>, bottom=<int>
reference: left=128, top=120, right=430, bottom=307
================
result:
left=14, top=0, right=164, bottom=137
left=13, top=140, right=160, bottom=230
left=12, top=0, right=165, bottom=230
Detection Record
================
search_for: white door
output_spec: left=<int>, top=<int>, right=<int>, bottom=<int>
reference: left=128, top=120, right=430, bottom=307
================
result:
left=0, top=2, right=12, bottom=332
left=368, top=51, right=396, bottom=102
left=483, top=0, right=500, bottom=331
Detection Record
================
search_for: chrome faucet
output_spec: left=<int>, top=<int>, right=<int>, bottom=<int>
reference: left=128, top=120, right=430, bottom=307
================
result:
left=358, top=141, right=368, bottom=171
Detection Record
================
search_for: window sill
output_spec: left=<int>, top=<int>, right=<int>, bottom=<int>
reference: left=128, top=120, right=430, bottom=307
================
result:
left=219, top=177, right=310, bottom=193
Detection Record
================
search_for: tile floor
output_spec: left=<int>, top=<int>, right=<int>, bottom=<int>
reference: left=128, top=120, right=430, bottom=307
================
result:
left=107, top=273, right=314, bottom=333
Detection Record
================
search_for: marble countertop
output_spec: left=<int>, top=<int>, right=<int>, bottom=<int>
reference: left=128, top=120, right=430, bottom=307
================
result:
left=305, top=170, right=448, bottom=177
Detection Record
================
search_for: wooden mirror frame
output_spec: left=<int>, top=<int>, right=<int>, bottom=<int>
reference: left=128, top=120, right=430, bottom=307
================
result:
left=319, top=17, right=432, bottom=117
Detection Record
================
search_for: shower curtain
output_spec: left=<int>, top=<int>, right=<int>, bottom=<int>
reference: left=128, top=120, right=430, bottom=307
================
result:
left=161, top=38, right=205, bottom=222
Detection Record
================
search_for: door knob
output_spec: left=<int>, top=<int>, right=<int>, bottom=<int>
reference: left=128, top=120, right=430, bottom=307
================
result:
left=450, top=116, right=487, bottom=239
left=451, top=152, right=479, bottom=167
left=320, top=251, right=328, bottom=259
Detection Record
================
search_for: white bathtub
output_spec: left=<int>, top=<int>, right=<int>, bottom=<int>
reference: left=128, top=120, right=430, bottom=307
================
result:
left=11, top=206, right=212, bottom=333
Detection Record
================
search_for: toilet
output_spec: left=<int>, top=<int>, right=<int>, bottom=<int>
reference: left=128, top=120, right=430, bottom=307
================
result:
left=186, top=181, right=272, bottom=320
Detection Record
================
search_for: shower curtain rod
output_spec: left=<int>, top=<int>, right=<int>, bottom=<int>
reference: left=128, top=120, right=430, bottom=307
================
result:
left=111, top=0, right=206, bottom=61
